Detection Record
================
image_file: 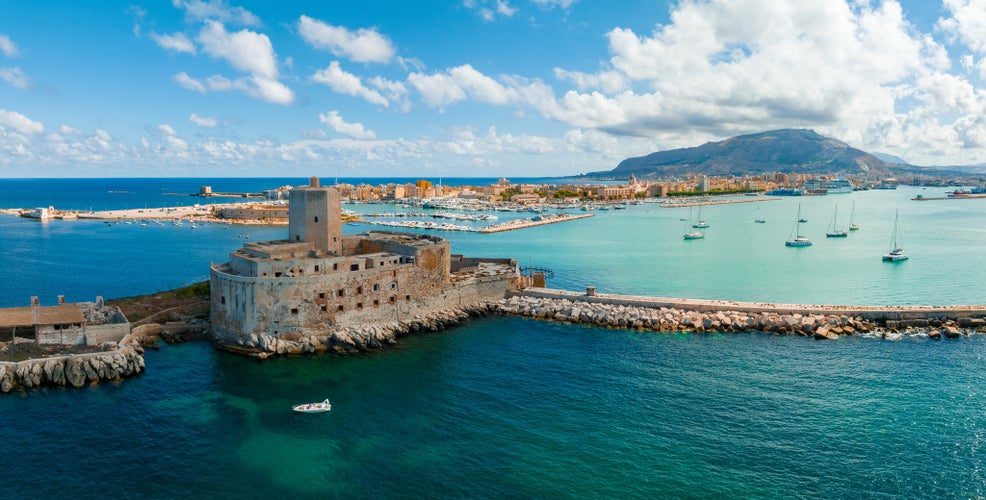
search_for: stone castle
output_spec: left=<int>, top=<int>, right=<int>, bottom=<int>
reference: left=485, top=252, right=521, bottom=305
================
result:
left=210, top=177, right=523, bottom=351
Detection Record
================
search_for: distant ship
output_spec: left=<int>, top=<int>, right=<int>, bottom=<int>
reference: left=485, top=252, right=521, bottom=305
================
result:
left=767, top=187, right=803, bottom=196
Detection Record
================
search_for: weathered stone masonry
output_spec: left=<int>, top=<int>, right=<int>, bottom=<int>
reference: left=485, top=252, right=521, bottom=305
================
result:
left=210, top=177, right=523, bottom=354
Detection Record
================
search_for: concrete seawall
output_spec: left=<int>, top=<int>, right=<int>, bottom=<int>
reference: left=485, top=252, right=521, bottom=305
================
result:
left=499, top=287, right=986, bottom=339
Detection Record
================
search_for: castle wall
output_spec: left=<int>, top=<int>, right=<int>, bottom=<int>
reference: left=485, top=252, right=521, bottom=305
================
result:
left=211, top=259, right=446, bottom=343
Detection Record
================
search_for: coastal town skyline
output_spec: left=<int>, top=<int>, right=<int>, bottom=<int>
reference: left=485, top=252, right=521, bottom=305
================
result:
left=2, top=0, right=986, bottom=178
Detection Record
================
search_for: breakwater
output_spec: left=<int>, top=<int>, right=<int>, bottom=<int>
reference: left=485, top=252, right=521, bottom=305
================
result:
left=0, top=333, right=146, bottom=393
left=497, top=287, right=986, bottom=339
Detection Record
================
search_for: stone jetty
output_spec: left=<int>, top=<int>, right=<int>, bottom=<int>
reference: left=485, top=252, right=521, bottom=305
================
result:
left=0, top=333, right=146, bottom=393
left=495, top=288, right=986, bottom=340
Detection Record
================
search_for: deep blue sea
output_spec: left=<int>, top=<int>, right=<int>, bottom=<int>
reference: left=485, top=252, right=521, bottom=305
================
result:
left=3, top=178, right=986, bottom=497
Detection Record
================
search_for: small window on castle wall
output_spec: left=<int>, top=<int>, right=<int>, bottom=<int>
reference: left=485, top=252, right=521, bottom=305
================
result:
left=296, top=235, right=300, bottom=241
left=357, top=303, right=363, bottom=309
left=275, top=272, right=282, bottom=277
left=314, top=216, right=319, bottom=222
left=338, top=289, right=345, bottom=297
left=318, top=292, right=325, bottom=299
left=373, top=299, right=379, bottom=307
left=320, top=305, right=327, bottom=312
left=350, top=264, right=359, bottom=271
left=338, top=305, right=344, bottom=311
left=333, top=263, right=338, bottom=271
left=291, top=308, right=299, bottom=315
left=406, top=294, right=411, bottom=301
left=390, top=296, right=395, bottom=303
left=314, top=265, right=319, bottom=272
left=373, top=283, right=380, bottom=291
left=356, top=286, right=363, bottom=294
left=221, top=296, right=226, bottom=305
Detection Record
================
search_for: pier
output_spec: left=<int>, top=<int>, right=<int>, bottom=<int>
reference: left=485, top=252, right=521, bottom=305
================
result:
left=479, top=213, right=593, bottom=233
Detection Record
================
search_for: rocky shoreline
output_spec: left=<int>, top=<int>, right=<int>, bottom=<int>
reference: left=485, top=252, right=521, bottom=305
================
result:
left=493, top=295, right=977, bottom=340
left=221, top=302, right=501, bottom=359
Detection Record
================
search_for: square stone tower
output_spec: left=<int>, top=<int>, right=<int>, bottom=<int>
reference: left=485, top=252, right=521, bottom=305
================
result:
left=288, top=177, right=342, bottom=254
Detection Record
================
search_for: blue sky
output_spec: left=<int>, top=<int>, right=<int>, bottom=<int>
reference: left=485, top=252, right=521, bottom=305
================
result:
left=2, top=0, right=986, bottom=177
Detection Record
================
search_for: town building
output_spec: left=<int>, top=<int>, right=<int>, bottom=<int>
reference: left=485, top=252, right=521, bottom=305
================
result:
left=210, top=177, right=523, bottom=348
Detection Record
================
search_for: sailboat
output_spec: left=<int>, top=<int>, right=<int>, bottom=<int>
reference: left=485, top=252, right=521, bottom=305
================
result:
left=825, top=206, right=848, bottom=237
left=882, top=209, right=908, bottom=261
left=785, top=204, right=812, bottom=247
left=683, top=207, right=704, bottom=240
left=848, top=201, right=860, bottom=231
left=692, top=206, right=709, bottom=228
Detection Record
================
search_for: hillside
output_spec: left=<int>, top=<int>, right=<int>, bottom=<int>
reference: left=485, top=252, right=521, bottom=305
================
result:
left=603, top=129, right=893, bottom=178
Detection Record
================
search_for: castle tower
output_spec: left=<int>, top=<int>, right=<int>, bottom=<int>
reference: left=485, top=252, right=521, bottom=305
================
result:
left=288, top=177, right=342, bottom=254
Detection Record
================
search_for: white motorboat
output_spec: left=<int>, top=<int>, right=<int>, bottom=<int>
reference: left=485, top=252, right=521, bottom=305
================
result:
left=293, top=399, right=331, bottom=413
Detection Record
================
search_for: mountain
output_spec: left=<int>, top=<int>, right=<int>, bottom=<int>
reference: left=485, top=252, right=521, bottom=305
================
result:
left=872, top=152, right=910, bottom=165
left=603, top=129, right=893, bottom=178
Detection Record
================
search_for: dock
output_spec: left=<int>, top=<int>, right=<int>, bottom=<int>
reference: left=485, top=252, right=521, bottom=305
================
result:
left=479, top=213, right=593, bottom=233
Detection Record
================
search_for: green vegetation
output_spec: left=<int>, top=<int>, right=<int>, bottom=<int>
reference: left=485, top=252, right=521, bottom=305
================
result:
left=553, top=189, right=580, bottom=198
left=175, top=281, right=211, bottom=299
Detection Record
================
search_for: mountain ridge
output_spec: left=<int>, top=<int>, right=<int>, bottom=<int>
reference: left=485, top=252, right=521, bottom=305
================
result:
left=599, top=129, right=893, bottom=178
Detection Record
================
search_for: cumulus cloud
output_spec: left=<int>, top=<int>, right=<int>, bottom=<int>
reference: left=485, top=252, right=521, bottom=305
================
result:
left=157, top=123, right=188, bottom=150
left=408, top=64, right=516, bottom=107
left=175, top=21, right=294, bottom=104
left=189, top=113, right=218, bottom=128
left=172, top=0, right=260, bottom=26
left=0, top=34, right=18, bottom=57
left=0, top=67, right=30, bottom=89
left=0, top=109, right=44, bottom=134
left=197, top=21, right=278, bottom=79
left=297, top=15, right=395, bottom=63
left=150, top=31, right=197, bottom=54
left=174, top=71, right=207, bottom=92
left=311, top=61, right=389, bottom=106
left=319, top=111, right=377, bottom=140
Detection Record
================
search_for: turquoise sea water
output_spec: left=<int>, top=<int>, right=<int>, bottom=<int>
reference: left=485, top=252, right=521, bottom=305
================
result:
left=3, top=179, right=986, bottom=497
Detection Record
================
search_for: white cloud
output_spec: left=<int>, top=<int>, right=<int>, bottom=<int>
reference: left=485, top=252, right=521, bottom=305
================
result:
left=197, top=21, right=278, bottom=79
left=408, top=64, right=515, bottom=107
left=157, top=124, right=188, bottom=150
left=174, top=72, right=207, bottom=93
left=249, top=76, right=294, bottom=105
left=0, top=67, right=30, bottom=89
left=189, top=113, right=218, bottom=128
left=311, top=61, right=389, bottom=106
left=172, top=0, right=260, bottom=26
left=532, top=0, right=578, bottom=8
left=319, top=111, right=376, bottom=140
left=150, top=32, right=197, bottom=54
left=0, top=109, right=44, bottom=134
left=0, top=34, right=18, bottom=57
left=553, top=67, right=626, bottom=94
left=297, top=15, right=395, bottom=64
left=938, top=0, right=986, bottom=54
